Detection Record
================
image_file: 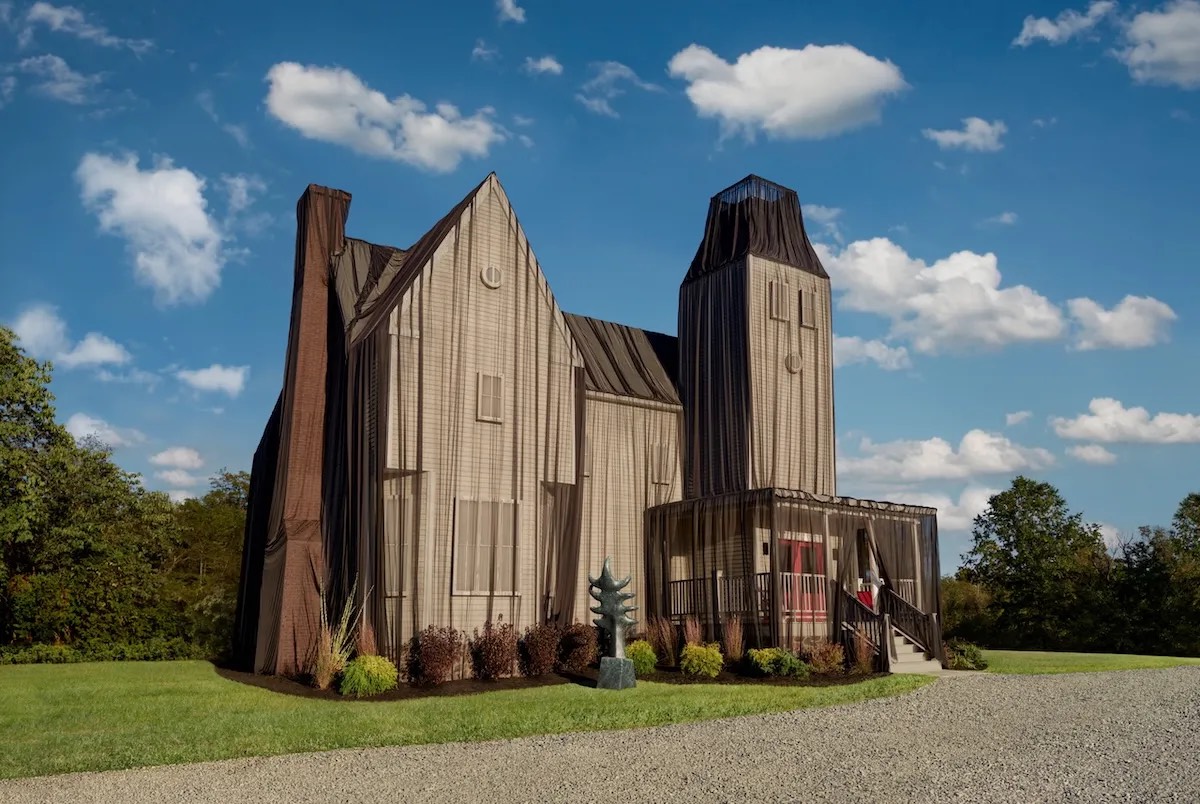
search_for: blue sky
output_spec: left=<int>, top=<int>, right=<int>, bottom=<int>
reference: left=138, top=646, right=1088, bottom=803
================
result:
left=2, top=0, right=1198, bottom=570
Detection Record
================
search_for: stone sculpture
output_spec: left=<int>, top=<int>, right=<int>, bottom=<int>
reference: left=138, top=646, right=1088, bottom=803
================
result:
left=589, top=556, right=638, bottom=689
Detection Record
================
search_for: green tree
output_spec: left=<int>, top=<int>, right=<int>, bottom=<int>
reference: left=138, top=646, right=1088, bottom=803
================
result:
left=940, top=575, right=994, bottom=644
left=961, top=476, right=1112, bottom=651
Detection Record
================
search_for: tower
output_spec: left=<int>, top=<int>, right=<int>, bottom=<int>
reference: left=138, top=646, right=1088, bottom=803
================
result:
left=678, top=175, right=836, bottom=499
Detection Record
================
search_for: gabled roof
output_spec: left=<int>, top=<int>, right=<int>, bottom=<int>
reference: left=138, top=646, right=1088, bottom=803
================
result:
left=564, top=313, right=680, bottom=405
left=685, top=174, right=829, bottom=283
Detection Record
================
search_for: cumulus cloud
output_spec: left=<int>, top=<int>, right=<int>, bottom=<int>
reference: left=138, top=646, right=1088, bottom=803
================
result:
left=575, top=61, right=661, bottom=118
left=75, top=152, right=258, bottom=306
left=496, top=0, right=525, bottom=23
left=1067, top=444, right=1118, bottom=464
left=1013, top=1, right=1116, bottom=46
left=471, top=39, right=498, bottom=63
left=1114, top=0, right=1200, bottom=88
left=1097, top=522, right=1123, bottom=550
left=984, top=211, right=1019, bottom=225
left=155, top=468, right=202, bottom=487
left=176, top=363, right=249, bottom=396
left=840, top=429, right=1056, bottom=483
left=922, top=117, right=1007, bottom=152
left=65, top=412, right=144, bottom=448
left=14, top=53, right=103, bottom=104
left=264, top=62, right=504, bottom=172
left=197, top=90, right=251, bottom=148
left=817, top=238, right=1065, bottom=354
left=166, top=489, right=197, bottom=503
left=887, top=485, right=999, bottom=532
left=1005, top=410, right=1033, bottom=426
left=17, top=2, right=153, bottom=54
left=1067, top=295, right=1177, bottom=350
left=833, top=335, right=911, bottom=371
left=803, top=204, right=844, bottom=243
left=522, top=55, right=562, bottom=75
left=667, top=43, right=907, bottom=140
left=10, top=303, right=131, bottom=369
left=149, top=446, right=204, bottom=470
left=1051, top=398, right=1200, bottom=443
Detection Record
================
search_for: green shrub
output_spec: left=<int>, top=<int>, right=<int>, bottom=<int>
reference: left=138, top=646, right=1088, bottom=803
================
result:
left=558, top=623, right=598, bottom=672
left=945, top=639, right=988, bottom=671
left=626, top=639, right=658, bottom=676
left=0, top=644, right=82, bottom=665
left=680, top=642, right=723, bottom=678
left=0, top=639, right=208, bottom=665
left=746, top=647, right=811, bottom=678
left=805, top=639, right=845, bottom=675
left=518, top=623, right=560, bottom=677
left=339, top=654, right=399, bottom=697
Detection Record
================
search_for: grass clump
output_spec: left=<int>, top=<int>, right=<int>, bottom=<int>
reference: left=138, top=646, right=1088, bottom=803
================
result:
left=944, top=639, right=988, bottom=671
left=339, top=655, right=399, bottom=698
left=805, top=639, right=845, bottom=675
left=626, top=639, right=658, bottom=676
left=646, top=616, right=678, bottom=667
left=722, top=618, right=744, bottom=664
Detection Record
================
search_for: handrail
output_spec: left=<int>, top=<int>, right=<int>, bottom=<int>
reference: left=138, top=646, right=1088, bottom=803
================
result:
left=880, top=587, right=932, bottom=657
left=839, top=589, right=887, bottom=672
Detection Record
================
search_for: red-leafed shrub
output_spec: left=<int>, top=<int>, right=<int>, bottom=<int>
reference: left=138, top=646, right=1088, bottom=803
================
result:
left=519, top=622, right=561, bottom=677
left=558, top=622, right=598, bottom=672
left=469, top=619, right=518, bottom=681
left=406, top=625, right=462, bottom=685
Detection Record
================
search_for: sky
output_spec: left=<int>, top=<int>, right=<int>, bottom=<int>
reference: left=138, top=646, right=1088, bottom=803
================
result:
left=1, top=0, right=1198, bottom=571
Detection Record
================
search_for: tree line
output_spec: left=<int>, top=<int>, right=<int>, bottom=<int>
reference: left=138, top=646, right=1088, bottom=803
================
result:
left=944, top=475, right=1200, bottom=657
left=1, top=326, right=246, bottom=661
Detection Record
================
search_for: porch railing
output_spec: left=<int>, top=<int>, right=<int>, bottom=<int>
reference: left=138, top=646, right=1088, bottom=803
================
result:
left=880, top=586, right=941, bottom=664
left=894, top=578, right=916, bottom=606
left=780, top=572, right=827, bottom=621
left=840, top=589, right=889, bottom=672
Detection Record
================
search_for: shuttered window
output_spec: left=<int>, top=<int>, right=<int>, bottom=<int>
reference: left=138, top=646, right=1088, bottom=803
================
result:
left=477, top=373, right=503, bottom=423
left=769, top=280, right=791, bottom=321
left=800, top=289, right=816, bottom=328
left=453, top=499, right=517, bottom=594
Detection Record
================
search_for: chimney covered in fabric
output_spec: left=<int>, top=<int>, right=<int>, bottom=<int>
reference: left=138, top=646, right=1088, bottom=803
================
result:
left=678, top=175, right=836, bottom=499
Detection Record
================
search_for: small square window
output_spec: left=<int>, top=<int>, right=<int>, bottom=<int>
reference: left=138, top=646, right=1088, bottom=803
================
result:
left=800, top=289, right=817, bottom=328
left=477, top=373, right=503, bottom=423
left=769, top=281, right=791, bottom=322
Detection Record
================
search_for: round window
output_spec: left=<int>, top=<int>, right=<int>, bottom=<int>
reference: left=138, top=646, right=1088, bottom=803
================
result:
left=481, top=265, right=502, bottom=289
left=784, top=353, right=802, bottom=374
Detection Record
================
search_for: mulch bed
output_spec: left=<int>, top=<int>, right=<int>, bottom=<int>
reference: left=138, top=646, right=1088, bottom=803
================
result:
left=215, top=662, right=886, bottom=701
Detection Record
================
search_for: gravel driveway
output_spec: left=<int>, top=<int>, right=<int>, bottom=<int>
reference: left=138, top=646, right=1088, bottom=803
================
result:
left=3, top=667, right=1198, bottom=803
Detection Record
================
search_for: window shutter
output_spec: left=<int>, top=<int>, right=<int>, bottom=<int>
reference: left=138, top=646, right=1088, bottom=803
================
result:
left=800, top=289, right=816, bottom=328
left=769, top=281, right=790, bottom=321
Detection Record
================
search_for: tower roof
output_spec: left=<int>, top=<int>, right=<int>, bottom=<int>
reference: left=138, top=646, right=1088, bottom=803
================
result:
left=684, top=174, right=829, bottom=283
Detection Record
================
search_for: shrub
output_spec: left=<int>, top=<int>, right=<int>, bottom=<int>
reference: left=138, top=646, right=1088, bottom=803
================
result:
left=310, top=578, right=359, bottom=690
left=680, top=642, right=723, bottom=678
left=646, top=616, right=678, bottom=667
left=945, top=639, right=988, bottom=671
left=626, top=639, right=658, bottom=676
left=406, top=625, right=463, bottom=685
left=721, top=617, right=744, bottom=664
left=339, top=654, right=399, bottom=697
left=356, top=618, right=378, bottom=657
left=469, top=619, right=518, bottom=680
left=746, top=647, right=810, bottom=678
left=805, top=639, right=845, bottom=675
left=518, top=622, right=560, bottom=677
left=558, top=622, right=598, bottom=672
left=682, top=615, right=702, bottom=647
left=850, top=627, right=875, bottom=675
left=0, top=644, right=82, bottom=665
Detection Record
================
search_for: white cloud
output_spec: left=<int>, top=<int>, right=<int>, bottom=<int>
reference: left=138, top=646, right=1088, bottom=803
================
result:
left=167, top=489, right=196, bottom=503
left=96, top=366, right=159, bottom=387
left=803, top=204, right=844, bottom=243
left=65, top=412, right=144, bottom=448
left=1067, top=444, right=1118, bottom=464
left=76, top=152, right=236, bottom=306
left=176, top=363, right=249, bottom=396
left=517, top=133, right=534, bottom=148
left=833, top=335, right=911, bottom=371
left=0, top=75, right=15, bottom=107
left=1067, top=295, right=1177, bottom=350
left=890, top=486, right=999, bottom=532
left=156, top=468, right=202, bottom=487
left=922, top=117, right=1007, bottom=152
left=1051, top=398, right=1200, bottom=443
left=15, top=53, right=102, bottom=104
left=18, top=2, right=153, bottom=54
left=221, top=173, right=265, bottom=217
left=841, top=429, right=1056, bottom=483
left=1115, top=0, right=1200, bottom=89
left=575, top=61, right=662, bottom=118
left=471, top=39, right=498, bottom=62
left=667, top=43, right=907, bottom=140
left=1013, top=1, right=1116, bottom=46
left=1033, top=116, right=1059, bottom=127
left=264, top=62, right=504, bottom=173
left=149, top=446, right=204, bottom=470
left=1097, top=522, right=1123, bottom=551
left=522, top=55, right=562, bottom=76
left=10, top=303, right=131, bottom=369
left=817, top=238, right=1065, bottom=354
left=1005, top=410, right=1033, bottom=426
left=512, top=114, right=534, bottom=126
left=197, top=90, right=251, bottom=148
left=984, top=211, right=1019, bottom=225
left=496, top=0, right=525, bottom=23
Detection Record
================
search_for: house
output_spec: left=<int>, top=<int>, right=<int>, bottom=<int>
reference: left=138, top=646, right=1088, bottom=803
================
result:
left=232, top=173, right=945, bottom=677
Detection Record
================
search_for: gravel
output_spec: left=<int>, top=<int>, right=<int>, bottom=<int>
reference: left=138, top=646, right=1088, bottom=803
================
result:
left=3, top=667, right=1199, bottom=804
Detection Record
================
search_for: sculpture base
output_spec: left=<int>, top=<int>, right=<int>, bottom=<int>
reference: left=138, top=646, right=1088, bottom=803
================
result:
left=597, top=656, right=636, bottom=690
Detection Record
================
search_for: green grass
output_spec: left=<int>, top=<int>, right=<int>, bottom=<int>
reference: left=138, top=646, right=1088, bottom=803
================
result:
left=983, top=650, right=1200, bottom=675
left=0, top=661, right=932, bottom=780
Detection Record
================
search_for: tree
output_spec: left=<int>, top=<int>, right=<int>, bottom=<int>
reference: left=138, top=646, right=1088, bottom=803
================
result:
left=961, top=476, right=1112, bottom=651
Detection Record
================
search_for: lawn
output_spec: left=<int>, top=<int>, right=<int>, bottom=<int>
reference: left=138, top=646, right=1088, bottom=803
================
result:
left=0, top=661, right=932, bottom=780
left=983, top=650, right=1200, bottom=675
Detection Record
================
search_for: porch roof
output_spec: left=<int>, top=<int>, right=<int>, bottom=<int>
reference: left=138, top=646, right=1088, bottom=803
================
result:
left=646, top=487, right=938, bottom=518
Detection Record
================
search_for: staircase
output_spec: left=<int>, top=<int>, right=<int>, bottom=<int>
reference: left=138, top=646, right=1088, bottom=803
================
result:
left=889, top=628, right=942, bottom=674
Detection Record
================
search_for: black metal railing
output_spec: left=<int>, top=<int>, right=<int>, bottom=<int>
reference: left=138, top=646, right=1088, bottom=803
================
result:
left=840, top=589, right=888, bottom=672
left=880, top=587, right=940, bottom=663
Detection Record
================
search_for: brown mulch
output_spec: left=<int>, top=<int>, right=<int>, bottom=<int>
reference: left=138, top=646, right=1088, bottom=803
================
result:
left=215, top=662, right=885, bottom=701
